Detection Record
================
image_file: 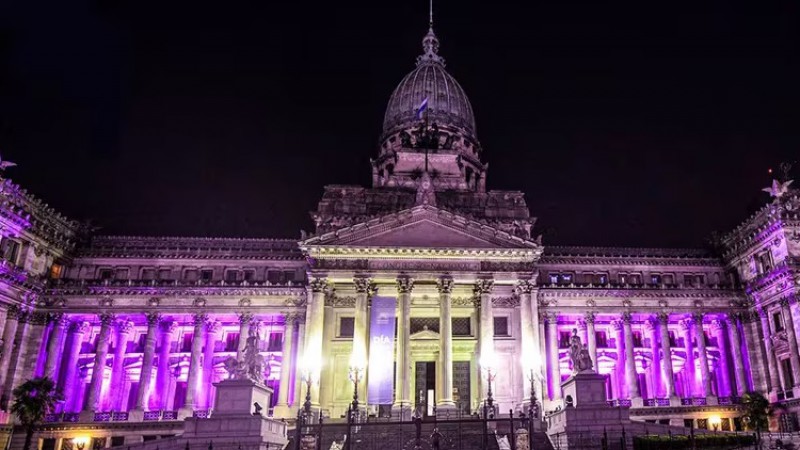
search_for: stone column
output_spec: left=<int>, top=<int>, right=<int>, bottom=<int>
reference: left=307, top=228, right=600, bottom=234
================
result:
left=758, top=309, right=781, bottom=394
left=680, top=318, right=695, bottom=398
left=437, top=277, right=456, bottom=411
left=0, top=306, right=22, bottom=398
left=353, top=276, right=375, bottom=404
left=644, top=318, right=660, bottom=399
left=780, top=299, right=800, bottom=386
left=727, top=313, right=748, bottom=396
left=394, top=276, right=414, bottom=414
left=180, top=313, right=207, bottom=417
left=692, top=313, right=714, bottom=401
left=744, top=311, right=770, bottom=394
left=517, top=280, right=538, bottom=406
left=475, top=278, right=494, bottom=401
left=83, top=313, right=115, bottom=415
left=156, top=320, right=178, bottom=410
left=202, top=320, right=221, bottom=409
left=612, top=320, right=625, bottom=399
left=621, top=312, right=641, bottom=404
left=545, top=312, right=561, bottom=401
left=658, top=312, right=678, bottom=402
left=585, top=313, right=598, bottom=371
left=711, top=319, right=732, bottom=397
left=237, top=312, right=254, bottom=360
left=304, top=278, right=327, bottom=407
left=293, top=318, right=306, bottom=412
left=274, top=314, right=298, bottom=417
left=62, top=321, right=90, bottom=412
left=110, top=320, right=135, bottom=410
left=133, top=313, right=160, bottom=413
left=43, top=313, right=67, bottom=380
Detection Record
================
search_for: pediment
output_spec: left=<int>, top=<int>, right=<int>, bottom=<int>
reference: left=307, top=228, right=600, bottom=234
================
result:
left=301, top=205, right=539, bottom=251
left=411, top=329, right=440, bottom=340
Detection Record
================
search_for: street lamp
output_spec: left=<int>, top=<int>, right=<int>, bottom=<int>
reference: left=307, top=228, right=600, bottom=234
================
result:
left=73, top=436, right=90, bottom=450
left=526, top=367, right=539, bottom=419
left=301, top=357, right=321, bottom=419
left=349, top=353, right=366, bottom=413
left=709, top=415, right=722, bottom=433
left=480, top=353, right=497, bottom=410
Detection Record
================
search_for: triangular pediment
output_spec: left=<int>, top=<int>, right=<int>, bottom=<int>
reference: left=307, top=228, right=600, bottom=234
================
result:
left=301, top=205, right=540, bottom=250
left=411, top=329, right=440, bottom=340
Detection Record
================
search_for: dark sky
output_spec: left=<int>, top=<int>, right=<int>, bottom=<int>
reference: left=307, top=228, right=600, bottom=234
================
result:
left=1, top=1, right=798, bottom=248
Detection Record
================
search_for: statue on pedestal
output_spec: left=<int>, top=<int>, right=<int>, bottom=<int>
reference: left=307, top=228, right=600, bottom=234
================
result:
left=224, top=329, right=266, bottom=384
left=568, top=329, right=594, bottom=373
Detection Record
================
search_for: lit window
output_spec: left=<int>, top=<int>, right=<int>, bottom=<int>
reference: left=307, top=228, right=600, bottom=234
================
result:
left=49, top=264, right=63, bottom=279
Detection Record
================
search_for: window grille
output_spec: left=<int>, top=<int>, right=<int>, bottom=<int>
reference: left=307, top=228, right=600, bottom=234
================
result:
left=410, top=318, right=439, bottom=334
left=339, top=317, right=355, bottom=338
left=452, top=318, right=471, bottom=336
left=494, top=317, right=509, bottom=337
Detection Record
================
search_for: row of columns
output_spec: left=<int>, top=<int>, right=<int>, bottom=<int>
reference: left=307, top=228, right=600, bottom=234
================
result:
left=304, top=276, right=542, bottom=415
left=542, top=311, right=750, bottom=403
left=2, top=310, right=306, bottom=417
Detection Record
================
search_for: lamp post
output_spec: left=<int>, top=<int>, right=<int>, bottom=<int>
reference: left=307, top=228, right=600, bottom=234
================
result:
left=527, top=368, right=538, bottom=419
left=480, top=354, right=497, bottom=411
left=73, top=436, right=90, bottom=450
left=301, top=357, right=321, bottom=420
left=349, top=364, right=365, bottom=412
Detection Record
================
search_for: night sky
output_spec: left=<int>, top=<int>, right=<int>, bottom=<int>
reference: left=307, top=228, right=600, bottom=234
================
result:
left=1, top=1, right=798, bottom=248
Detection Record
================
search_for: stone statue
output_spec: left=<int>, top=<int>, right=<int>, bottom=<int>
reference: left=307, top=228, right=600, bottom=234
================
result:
left=568, top=328, right=594, bottom=373
left=223, top=331, right=266, bottom=384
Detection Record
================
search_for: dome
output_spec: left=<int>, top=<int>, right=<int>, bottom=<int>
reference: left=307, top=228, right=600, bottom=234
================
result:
left=382, top=28, right=477, bottom=140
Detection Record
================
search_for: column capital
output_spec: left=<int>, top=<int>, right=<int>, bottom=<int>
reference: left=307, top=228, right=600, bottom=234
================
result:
left=238, top=312, right=254, bottom=325
left=29, top=312, right=49, bottom=325
left=70, top=320, right=91, bottom=334
left=584, top=312, right=596, bottom=324
left=621, top=311, right=633, bottom=324
left=691, top=312, right=705, bottom=323
left=473, top=278, right=494, bottom=295
left=710, top=319, right=725, bottom=333
left=437, top=277, right=454, bottom=294
left=679, top=318, right=694, bottom=332
left=5, top=304, right=22, bottom=320
left=205, top=320, right=221, bottom=334
left=353, top=277, right=377, bottom=295
left=657, top=311, right=670, bottom=325
left=543, top=311, right=558, bottom=323
left=161, top=320, right=178, bottom=334
left=396, top=276, right=415, bottom=294
left=515, top=279, right=535, bottom=294
left=99, top=312, right=116, bottom=326
left=46, top=312, right=65, bottom=325
left=780, top=296, right=792, bottom=308
left=284, top=312, right=304, bottom=324
left=116, top=320, right=135, bottom=335
left=146, top=312, right=162, bottom=326
left=611, top=319, right=624, bottom=331
left=309, top=277, right=328, bottom=293
left=644, top=317, right=657, bottom=333
left=576, top=320, right=587, bottom=331
left=193, top=313, right=208, bottom=327
left=726, top=312, right=742, bottom=324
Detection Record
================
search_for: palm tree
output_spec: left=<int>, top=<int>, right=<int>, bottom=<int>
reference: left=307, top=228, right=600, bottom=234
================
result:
left=10, top=377, right=63, bottom=450
left=741, top=391, right=785, bottom=437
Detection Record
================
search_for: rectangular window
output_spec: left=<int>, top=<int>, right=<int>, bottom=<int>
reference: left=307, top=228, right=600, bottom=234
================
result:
left=225, top=270, right=239, bottom=282
left=452, top=318, right=471, bottom=336
left=49, top=264, right=63, bottom=279
left=158, top=269, right=172, bottom=280
left=0, top=239, right=20, bottom=264
left=200, top=269, right=214, bottom=281
left=243, top=270, right=256, bottom=282
left=774, top=312, right=785, bottom=332
left=267, top=332, right=283, bottom=352
left=181, top=333, right=193, bottom=352
left=651, top=274, right=662, bottom=285
left=632, top=331, right=643, bottom=348
left=339, top=317, right=355, bottom=338
left=595, top=273, right=608, bottom=284
left=493, top=317, right=509, bottom=337
left=184, top=270, right=198, bottom=281
left=618, top=273, right=627, bottom=284
left=267, top=270, right=282, bottom=284
left=559, top=331, right=571, bottom=349
left=99, top=268, right=114, bottom=280
left=410, top=318, right=439, bottom=334
left=595, top=331, right=608, bottom=348
left=225, top=333, right=240, bottom=352
left=115, top=268, right=129, bottom=280
left=284, top=271, right=296, bottom=282
left=549, top=273, right=559, bottom=284
left=628, top=273, right=642, bottom=285
left=141, top=268, right=156, bottom=280
left=110, top=436, right=125, bottom=448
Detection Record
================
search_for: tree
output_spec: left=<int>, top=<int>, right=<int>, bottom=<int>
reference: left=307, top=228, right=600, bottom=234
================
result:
left=741, top=391, right=785, bottom=434
left=10, top=377, right=63, bottom=450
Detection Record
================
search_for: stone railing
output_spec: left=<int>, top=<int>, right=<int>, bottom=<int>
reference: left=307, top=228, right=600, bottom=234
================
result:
left=49, top=278, right=305, bottom=289
left=44, top=410, right=182, bottom=423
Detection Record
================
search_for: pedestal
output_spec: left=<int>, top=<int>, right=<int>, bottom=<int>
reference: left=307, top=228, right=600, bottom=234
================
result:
left=212, top=378, right=273, bottom=417
left=560, top=370, right=608, bottom=408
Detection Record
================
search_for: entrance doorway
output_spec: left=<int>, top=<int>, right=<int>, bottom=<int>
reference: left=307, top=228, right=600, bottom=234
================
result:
left=415, top=361, right=435, bottom=417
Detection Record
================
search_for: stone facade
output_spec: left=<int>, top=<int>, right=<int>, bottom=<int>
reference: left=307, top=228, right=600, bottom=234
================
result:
left=0, top=23, right=797, bottom=450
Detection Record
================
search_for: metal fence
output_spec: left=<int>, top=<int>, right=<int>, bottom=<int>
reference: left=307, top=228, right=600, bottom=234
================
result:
left=293, top=406, right=544, bottom=450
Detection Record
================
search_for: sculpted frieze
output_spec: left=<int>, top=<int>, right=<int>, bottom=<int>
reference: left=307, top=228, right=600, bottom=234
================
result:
left=492, top=296, right=520, bottom=308
left=368, top=260, right=481, bottom=272
left=451, top=297, right=477, bottom=307
left=325, top=296, right=357, bottom=308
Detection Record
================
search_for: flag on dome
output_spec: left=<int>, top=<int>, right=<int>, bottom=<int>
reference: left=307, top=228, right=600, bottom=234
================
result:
left=416, top=96, right=429, bottom=119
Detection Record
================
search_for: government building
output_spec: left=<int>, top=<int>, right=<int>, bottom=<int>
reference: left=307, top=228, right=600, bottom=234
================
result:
left=0, top=23, right=798, bottom=449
